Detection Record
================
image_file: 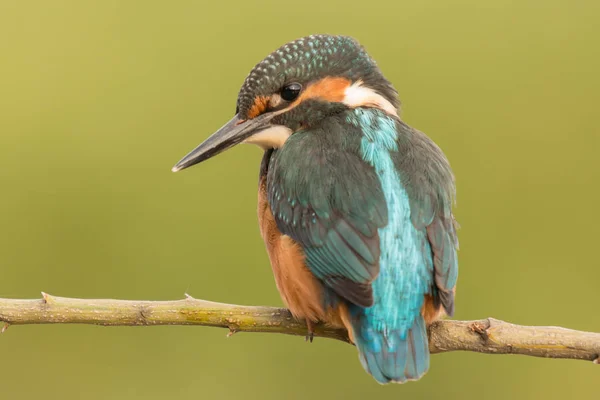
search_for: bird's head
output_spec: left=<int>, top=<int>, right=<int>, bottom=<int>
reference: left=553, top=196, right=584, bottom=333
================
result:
left=172, top=34, right=399, bottom=172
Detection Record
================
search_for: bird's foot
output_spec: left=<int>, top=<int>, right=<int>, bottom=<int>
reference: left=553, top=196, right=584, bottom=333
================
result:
left=305, top=320, right=315, bottom=343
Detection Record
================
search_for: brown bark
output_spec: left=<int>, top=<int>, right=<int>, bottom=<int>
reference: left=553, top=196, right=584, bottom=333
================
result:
left=0, top=293, right=598, bottom=363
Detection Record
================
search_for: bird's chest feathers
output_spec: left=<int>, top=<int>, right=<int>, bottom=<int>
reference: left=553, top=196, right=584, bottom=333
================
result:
left=257, top=179, right=330, bottom=322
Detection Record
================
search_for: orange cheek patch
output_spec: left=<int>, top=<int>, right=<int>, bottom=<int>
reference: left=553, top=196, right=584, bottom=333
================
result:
left=247, top=77, right=351, bottom=119
left=247, top=95, right=270, bottom=119
left=294, top=77, right=351, bottom=105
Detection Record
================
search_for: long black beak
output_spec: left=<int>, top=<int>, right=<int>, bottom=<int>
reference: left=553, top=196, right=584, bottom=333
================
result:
left=172, top=113, right=275, bottom=172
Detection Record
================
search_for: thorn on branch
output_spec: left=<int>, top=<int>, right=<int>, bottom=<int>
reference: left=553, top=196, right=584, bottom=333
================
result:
left=184, top=293, right=195, bottom=300
left=227, top=327, right=237, bottom=337
left=1, top=323, right=9, bottom=334
left=41, top=292, right=55, bottom=305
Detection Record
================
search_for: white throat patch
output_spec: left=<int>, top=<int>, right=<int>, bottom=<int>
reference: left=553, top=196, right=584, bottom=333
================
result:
left=243, top=125, right=293, bottom=149
left=343, top=81, right=399, bottom=118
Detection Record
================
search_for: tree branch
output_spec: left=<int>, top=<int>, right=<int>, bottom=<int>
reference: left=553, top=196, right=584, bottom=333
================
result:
left=0, top=293, right=598, bottom=363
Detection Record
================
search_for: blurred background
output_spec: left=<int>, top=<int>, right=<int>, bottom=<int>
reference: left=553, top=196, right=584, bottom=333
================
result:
left=0, top=0, right=598, bottom=398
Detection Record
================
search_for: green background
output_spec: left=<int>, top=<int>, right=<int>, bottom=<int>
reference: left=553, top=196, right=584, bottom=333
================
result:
left=1, top=1, right=598, bottom=399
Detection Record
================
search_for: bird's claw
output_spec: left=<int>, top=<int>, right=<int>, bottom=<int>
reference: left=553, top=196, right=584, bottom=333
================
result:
left=305, top=320, right=315, bottom=343
left=305, top=331, right=314, bottom=343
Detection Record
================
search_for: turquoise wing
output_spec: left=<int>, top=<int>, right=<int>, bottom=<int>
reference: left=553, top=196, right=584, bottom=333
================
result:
left=266, top=119, right=387, bottom=307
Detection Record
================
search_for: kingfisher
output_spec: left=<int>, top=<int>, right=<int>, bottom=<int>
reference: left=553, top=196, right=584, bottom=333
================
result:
left=172, top=35, right=458, bottom=384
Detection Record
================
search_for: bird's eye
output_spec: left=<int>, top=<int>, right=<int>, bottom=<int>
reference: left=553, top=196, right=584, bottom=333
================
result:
left=280, top=83, right=302, bottom=102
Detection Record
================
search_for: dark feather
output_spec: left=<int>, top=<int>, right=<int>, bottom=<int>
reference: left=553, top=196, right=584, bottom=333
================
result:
left=325, top=276, right=373, bottom=307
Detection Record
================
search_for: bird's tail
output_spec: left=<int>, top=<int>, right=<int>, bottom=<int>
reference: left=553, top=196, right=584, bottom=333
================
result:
left=349, top=307, right=430, bottom=384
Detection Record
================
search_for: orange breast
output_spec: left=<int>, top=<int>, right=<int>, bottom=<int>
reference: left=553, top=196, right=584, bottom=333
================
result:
left=257, top=178, right=351, bottom=332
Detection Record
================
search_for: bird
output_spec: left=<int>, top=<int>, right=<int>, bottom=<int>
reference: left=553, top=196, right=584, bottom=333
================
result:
left=172, top=34, right=458, bottom=384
